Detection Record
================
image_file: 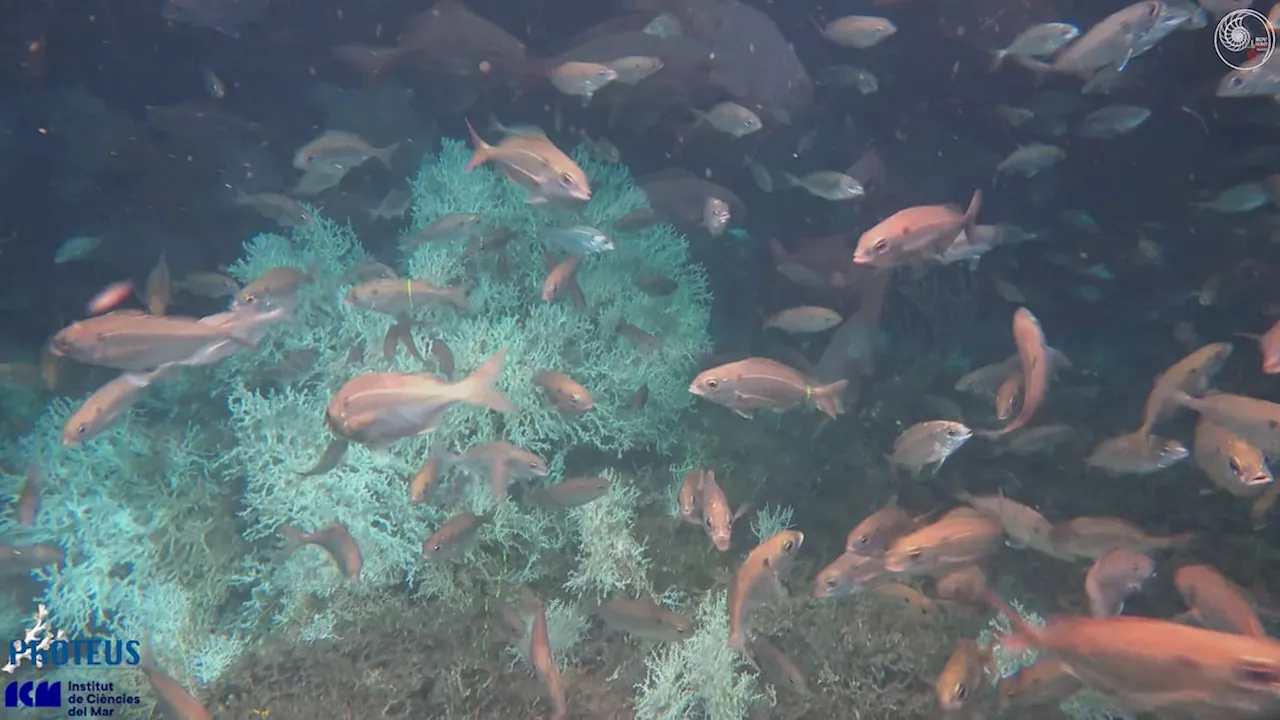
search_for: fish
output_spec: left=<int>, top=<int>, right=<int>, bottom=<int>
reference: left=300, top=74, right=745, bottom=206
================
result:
left=749, top=635, right=810, bottom=697
left=889, top=420, right=973, bottom=475
left=542, top=255, right=584, bottom=303
left=529, top=598, right=567, bottom=720
left=533, top=369, right=593, bottom=415
left=728, top=530, right=804, bottom=665
left=465, top=120, right=591, bottom=204
left=1085, top=548, right=1155, bottom=617
left=345, top=278, right=469, bottom=315
left=1170, top=391, right=1280, bottom=456
left=326, top=350, right=513, bottom=448
left=62, top=370, right=166, bottom=446
left=86, top=281, right=135, bottom=316
left=818, top=65, right=879, bottom=94
left=985, top=590, right=1280, bottom=717
left=448, top=440, right=548, bottom=501
left=161, top=0, right=267, bottom=37
left=1075, top=104, right=1152, bottom=138
left=1047, top=516, right=1193, bottom=560
left=817, top=16, right=898, bottom=49
left=409, top=450, right=446, bottom=503
left=978, top=307, right=1049, bottom=439
left=145, top=254, right=172, bottom=316
left=872, top=582, right=945, bottom=619
left=813, top=551, right=889, bottom=597
left=422, top=512, right=487, bottom=562
left=605, top=56, right=664, bottom=84
left=852, top=190, right=982, bottom=267
left=236, top=266, right=313, bottom=309
left=935, top=565, right=988, bottom=606
left=53, top=235, right=101, bottom=263
left=996, top=143, right=1066, bottom=177
left=233, top=191, right=312, bottom=228
left=0, top=543, right=63, bottom=576
left=1137, top=342, right=1233, bottom=436
left=594, top=598, right=691, bottom=642
left=953, top=490, right=1056, bottom=554
left=1195, top=182, right=1270, bottom=213
left=883, top=510, right=1003, bottom=576
left=634, top=275, right=678, bottom=297
left=369, top=188, right=412, bottom=221
left=994, top=373, right=1022, bottom=420
left=1087, top=430, right=1190, bottom=474
left=1174, top=564, right=1267, bottom=637
left=692, top=102, right=763, bottom=138
left=762, top=306, right=842, bottom=334
left=15, top=465, right=40, bottom=526
left=203, top=67, right=225, bottom=100
left=298, top=438, right=350, bottom=478
left=294, top=130, right=399, bottom=175
left=997, top=658, right=1083, bottom=712
left=689, top=357, right=848, bottom=419
left=700, top=470, right=747, bottom=551
left=935, top=637, right=991, bottom=711
left=541, top=225, right=614, bottom=254
left=50, top=311, right=252, bottom=371
left=548, top=61, right=618, bottom=103
left=1017, top=1, right=1164, bottom=80
left=1237, top=319, right=1280, bottom=374
left=1193, top=417, right=1273, bottom=497
left=527, top=476, right=610, bottom=509
left=174, top=271, right=239, bottom=298
left=400, top=213, right=486, bottom=250
left=678, top=468, right=708, bottom=524
left=141, top=648, right=214, bottom=720
left=430, top=338, right=455, bottom=379
left=702, top=197, right=730, bottom=237
left=281, top=522, right=362, bottom=582
left=845, top=500, right=919, bottom=556
left=989, top=22, right=1081, bottom=71
left=643, top=12, right=682, bottom=38
left=782, top=171, right=865, bottom=201
left=616, top=322, right=660, bottom=350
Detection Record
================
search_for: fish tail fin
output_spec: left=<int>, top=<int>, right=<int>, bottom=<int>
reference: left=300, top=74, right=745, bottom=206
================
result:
left=464, top=119, right=493, bottom=171
left=728, top=630, right=759, bottom=670
left=459, top=349, right=514, bottom=413
left=333, top=44, right=399, bottom=87
left=988, top=50, right=1008, bottom=73
left=963, top=189, right=983, bottom=247
left=375, top=142, right=400, bottom=169
left=279, top=524, right=306, bottom=554
left=781, top=172, right=801, bottom=188
left=809, top=379, right=849, bottom=419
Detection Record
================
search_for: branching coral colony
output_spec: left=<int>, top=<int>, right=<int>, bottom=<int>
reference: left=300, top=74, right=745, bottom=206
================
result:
left=0, top=138, right=713, bottom=691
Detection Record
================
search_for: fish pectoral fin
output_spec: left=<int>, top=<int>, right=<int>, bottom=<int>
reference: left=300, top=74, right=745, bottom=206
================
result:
left=733, top=409, right=754, bottom=419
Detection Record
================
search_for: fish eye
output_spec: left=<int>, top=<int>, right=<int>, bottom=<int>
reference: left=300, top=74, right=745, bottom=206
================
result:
left=1229, top=457, right=1243, bottom=474
left=528, top=461, right=540, bottom=470
left=873, top=238, right=889, bottom=253
left=704, top=378, right=719, bottom=390
left=559, top=172, right=574, bottom=187
left=76, top=423, right=88, bottom=436
left=856, top=534, right=869, bottom=546
left=824, top=577, right=837, bottom=588
left=782, top=539, right=795, bottom=552
left=241, top=293, right=258, bottom=305
left=954, top=684, right=969, bottom=701
left=906, top=547, right=923, bottom=559
left=1230, top=76, right=1244, bottom=89
left=704, top=516, right=713, bottom=528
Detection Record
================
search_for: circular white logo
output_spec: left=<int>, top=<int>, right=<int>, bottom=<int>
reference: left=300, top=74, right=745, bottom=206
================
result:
left=1215, top=8, right=1275, bottom=71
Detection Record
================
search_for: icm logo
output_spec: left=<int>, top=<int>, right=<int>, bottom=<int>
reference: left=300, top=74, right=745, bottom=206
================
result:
left=4, top=680, right=62, bottom=708
left=1215, top=8, right=1275, bottom=71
